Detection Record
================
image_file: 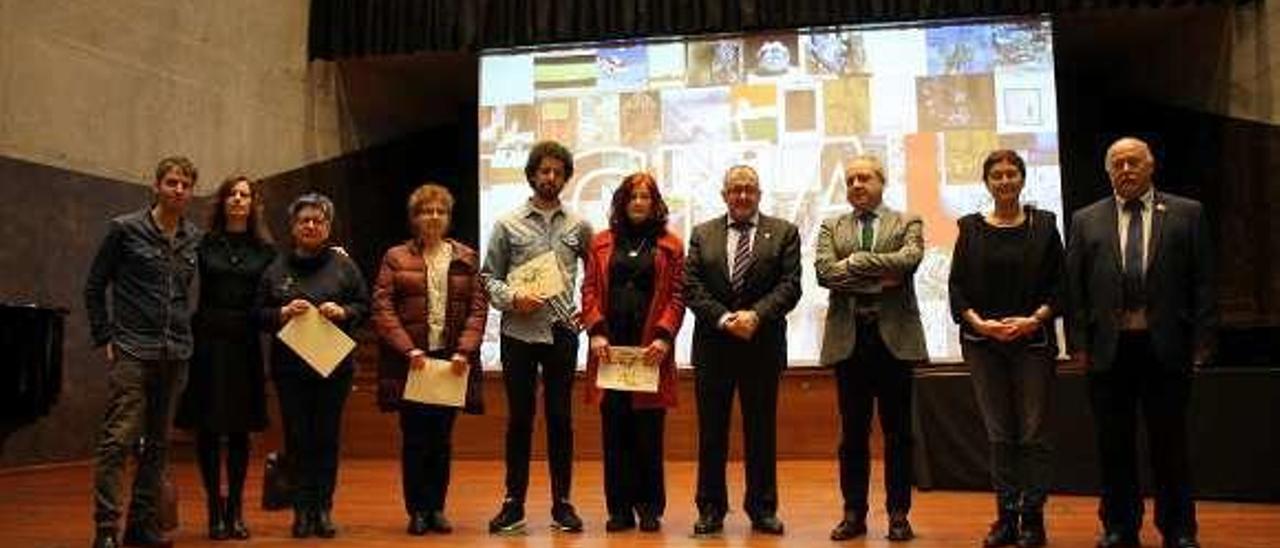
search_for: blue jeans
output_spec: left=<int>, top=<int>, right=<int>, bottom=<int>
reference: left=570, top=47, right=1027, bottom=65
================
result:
left=963, top=339, right=1055, bottom=514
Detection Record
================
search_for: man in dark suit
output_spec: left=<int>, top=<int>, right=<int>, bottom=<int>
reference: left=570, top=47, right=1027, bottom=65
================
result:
left=684, top=165, right=802, bottom=536
left=815, top=155, right=927, bottom=542
left=1066, top=137, right=1214, bottom=548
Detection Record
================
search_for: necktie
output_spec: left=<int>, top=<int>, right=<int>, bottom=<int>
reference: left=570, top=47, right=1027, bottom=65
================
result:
left=858, top=210, right=876, bottom=251
left=1123, top=199, right=1145, bottom=310
left=730, top=221, right=754, bottom=295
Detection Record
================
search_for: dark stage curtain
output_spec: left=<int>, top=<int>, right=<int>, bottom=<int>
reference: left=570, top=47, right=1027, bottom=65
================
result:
left=913, top=365, right=1280, bottom=501
left=309, top=0, right=1237, bottom=59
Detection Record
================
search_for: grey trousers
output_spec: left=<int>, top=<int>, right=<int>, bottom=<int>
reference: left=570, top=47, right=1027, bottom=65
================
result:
left=962, top=339, right=1055, bottom=514
left=92, top=354, right=187, bottom=529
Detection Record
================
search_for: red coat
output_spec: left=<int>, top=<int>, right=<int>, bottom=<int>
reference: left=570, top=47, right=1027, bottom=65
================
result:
left=372, top=239, right=488, bottom=414
left=581, top=229, right=686, bottom=409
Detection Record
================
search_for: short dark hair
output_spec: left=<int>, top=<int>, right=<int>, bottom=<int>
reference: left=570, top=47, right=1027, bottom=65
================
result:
left=524, top=141, right=574, bottom=183
left=207, top=175, right=272, bottom=243
left=609, top=172, right=669, bottom=234
left=288, top=192, right=335, bottom=222
left=155, top=156, right=197, bottom=184
left=981, top=149, right=1026, bottom=182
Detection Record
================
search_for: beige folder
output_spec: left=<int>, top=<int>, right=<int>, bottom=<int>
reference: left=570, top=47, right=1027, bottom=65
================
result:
left=276, top=305, right=355, bottom=378
left=595, top=346, right=660, bottom=393
left=403, top=358, right=468, bottom=407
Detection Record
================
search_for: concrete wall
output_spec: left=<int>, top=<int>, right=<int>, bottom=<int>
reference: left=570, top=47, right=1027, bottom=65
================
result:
left=0, top=0, right=346, bottom=191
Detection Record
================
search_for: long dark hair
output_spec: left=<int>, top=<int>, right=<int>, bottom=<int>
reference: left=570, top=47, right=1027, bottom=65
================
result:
left=207, top=175, right=272, bottom=243
left=609, top=172, right=669, bottom=236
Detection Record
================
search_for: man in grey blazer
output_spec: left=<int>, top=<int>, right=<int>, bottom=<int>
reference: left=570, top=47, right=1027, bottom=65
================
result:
left=815, top=155, right=927, bottom=542
left=1066, top=137, right=1214, bottom=548
left=684, top=165, right=802, bottom=536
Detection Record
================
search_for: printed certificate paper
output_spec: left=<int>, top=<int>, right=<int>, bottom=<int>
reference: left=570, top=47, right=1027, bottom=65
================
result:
left=508, top=251, right=566, bottom=298
left=595, top=346, right=659, bottom=393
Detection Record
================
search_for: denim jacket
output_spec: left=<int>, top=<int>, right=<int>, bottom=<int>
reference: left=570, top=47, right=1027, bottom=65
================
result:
left=84, top=208, right=201, bottom=360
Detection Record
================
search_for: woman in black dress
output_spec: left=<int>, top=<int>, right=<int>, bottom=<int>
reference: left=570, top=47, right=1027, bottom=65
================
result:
left=949, top=150, right=1064, bottom=547
left=256, top=192, right=370, bottom=539
left=175, top=175, right=275, bottom=540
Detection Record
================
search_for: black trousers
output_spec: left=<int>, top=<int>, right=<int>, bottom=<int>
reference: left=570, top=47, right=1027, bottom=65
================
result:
left=1088, top=331, right=1196, bottom=538
left=499, top=329, right=578, bottom=503
left=600, top=390, right=667, bottom=519
left=399, top=403, right=458, bottom=515
left=835, top=320, right=914, bottom=518
left=694, top=347, right=781, bottom=520
left=273, top=367, right=353, bottom=512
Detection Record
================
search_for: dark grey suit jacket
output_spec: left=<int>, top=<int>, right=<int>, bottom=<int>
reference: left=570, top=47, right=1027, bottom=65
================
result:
left=684, top=213, right=802, bottom=370
left=814, top=207, right=928, bottom=365
left=1065, top=192, right=1216, bottom=371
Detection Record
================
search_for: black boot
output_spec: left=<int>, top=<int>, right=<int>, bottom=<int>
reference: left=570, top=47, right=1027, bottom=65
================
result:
left=224, top=496, right=250, bottom=540
left=291, top=507, right=313, bottom=539
left=984, top=510, right=1019, bottom=547
left=92, top=527, right=118, bottom=548
left=206, top=496, right=229, bottom=540
left=1018, top=510, right=1046, bottom=547
left=312, top=508, right=337, bottom=538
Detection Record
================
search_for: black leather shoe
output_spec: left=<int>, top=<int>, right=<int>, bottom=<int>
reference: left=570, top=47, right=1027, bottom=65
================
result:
left=1096, top=530, right=1140, bottom=548
left=638, top=512, right=661, bottom=532
left=1163, top=534, right=1200, bottom=548
left=291, top=509, right=312, bottom=538
left=488, top=499, right=526, bottom=534
left=887, top=514, right=915, bottom=542
left=93, top=528, right=119, bottom=548
left=312, top=509, right=337, bottom=538
left=426, top=510, right=453, bottom=534
left=407, top=512, right=429, bottom=536
left=605, top=514, right=636, bottom=532
left=830, top=516, right=868, bottom=541
left=751, top=515, right=785, bottom=535
left=551, top=501, right=584, bottom=533
left=692, top=514, right=724, bottom=536
left=120, top=524, right=172, bottom=547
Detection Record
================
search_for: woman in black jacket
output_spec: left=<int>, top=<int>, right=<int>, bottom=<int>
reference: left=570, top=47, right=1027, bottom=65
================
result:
left=256, top=193, right=369, bottom=539
left=949, top=150, right=1064, bottom=548
left=175, top=176, right=275, bottom=540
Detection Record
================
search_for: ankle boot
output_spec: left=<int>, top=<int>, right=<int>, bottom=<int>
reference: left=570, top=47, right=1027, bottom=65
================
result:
left=1018, top=510, right=1046, bottom=547
left=225, top=496, right=250, bottom=540
left=207, top=496, right=229, bottom=540
left=984, top=510, right=1019, bottom=547
left=312, top=508, right=337, bottom=538
left=291, top=507, right=313, bottom=538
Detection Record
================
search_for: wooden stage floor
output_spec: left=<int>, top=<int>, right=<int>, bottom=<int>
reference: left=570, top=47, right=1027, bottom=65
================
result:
left=1, top=459, right=1276, bottom=547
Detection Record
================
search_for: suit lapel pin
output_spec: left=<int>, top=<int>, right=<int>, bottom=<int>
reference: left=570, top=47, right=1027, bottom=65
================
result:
left=1155, top=202, right=1167, bottom=212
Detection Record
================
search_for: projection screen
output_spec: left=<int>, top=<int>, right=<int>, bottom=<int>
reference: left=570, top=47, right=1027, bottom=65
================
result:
left=478, top=17, right=1062, bottom=368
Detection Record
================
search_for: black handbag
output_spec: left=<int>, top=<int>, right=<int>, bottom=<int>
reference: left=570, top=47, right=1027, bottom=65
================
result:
left=261, top=451, right=294, bottom=510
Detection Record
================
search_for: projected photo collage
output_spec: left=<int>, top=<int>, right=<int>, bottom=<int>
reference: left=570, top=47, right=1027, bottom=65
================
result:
left=479, top=18, right=1062, bottom=368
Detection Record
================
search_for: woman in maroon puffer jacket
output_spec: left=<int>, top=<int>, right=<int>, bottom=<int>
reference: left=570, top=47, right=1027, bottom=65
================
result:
left=371, top=183, right=488, bottom=536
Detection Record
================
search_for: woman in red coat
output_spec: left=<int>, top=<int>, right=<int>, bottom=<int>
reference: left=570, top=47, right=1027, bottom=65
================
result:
left=581, top=172, right=686, bottom=532
left=372, top=183, right=487, bottom=536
